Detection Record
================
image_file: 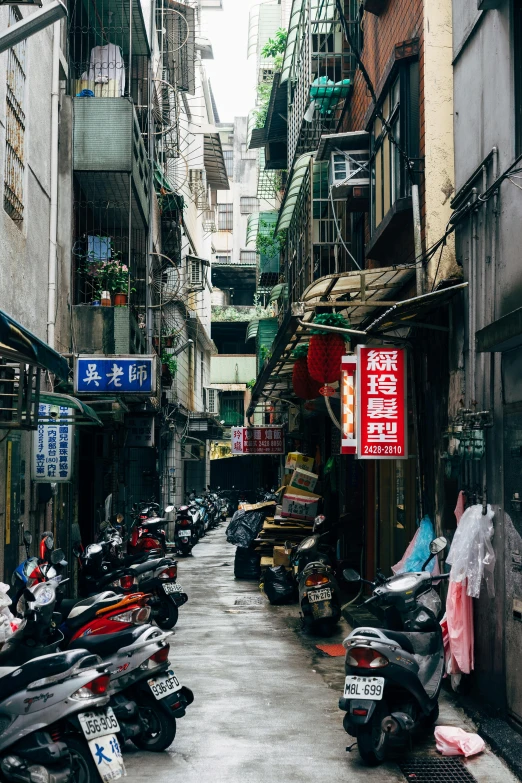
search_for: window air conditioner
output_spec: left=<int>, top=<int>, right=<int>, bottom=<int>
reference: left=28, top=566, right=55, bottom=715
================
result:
left=328, top=149, right=370, bottom=200
left=205, top=387, right=220, bottom=416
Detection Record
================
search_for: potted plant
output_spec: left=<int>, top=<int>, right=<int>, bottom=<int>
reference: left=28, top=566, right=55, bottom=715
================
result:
left=161, top=353, right=178, bottom=387
left=79, top=248, right=134, bottom=305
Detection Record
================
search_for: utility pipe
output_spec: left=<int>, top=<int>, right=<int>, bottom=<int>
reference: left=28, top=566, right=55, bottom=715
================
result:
left=47, top=21, right=60, bottom=351
left=297, top=319, right=366, bottom=337
left=412, top=183, right=424, bottom=297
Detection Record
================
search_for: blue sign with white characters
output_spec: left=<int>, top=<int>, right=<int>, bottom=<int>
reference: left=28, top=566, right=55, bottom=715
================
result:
left=75, top=357, right=156, bottom=394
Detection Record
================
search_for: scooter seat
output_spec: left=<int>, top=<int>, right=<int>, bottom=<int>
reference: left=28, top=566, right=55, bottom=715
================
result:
left=68, top=625, right=152, bottom=658
left=0, top=649, right=90, bottom=701
left=381, top=630, right=415, bottom=655
left=140, top=518, right=166, bottom=529
left=130, top=558, right=173, bottom=576
left=64, top=592, right=122, bottom=630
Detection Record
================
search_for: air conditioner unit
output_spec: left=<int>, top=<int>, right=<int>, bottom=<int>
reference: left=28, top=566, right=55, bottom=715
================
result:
left=329, top=149, right=370, bottom=196
left=204, top=387, right=220, bottom=416
left=188, top=256, right=204, bottom=290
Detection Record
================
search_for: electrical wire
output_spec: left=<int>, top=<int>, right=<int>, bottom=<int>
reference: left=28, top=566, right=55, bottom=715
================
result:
left=329, top=185, right=361, bottom=270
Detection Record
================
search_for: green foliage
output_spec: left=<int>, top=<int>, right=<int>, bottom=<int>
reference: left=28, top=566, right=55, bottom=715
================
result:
left=310, top=312, right=350, bottom=336
left=79, top=243, right=134, bottom=298
left=246, top=379, right=256, bottom=390
left=253, top=81, right=274, bottom=130
left=259, top=344, right=272, bottom=363
left=261, top=28, right=288, bottom=59
left=292, top=344, right=309, bottom=359
left=256, top=219, right=284, bottom=259
left=161, top=353, right=178, bottom=376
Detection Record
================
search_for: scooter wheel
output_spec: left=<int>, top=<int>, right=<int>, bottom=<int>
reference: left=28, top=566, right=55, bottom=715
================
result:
left=155, top=600, right=179, bottom=630
left=67, top=735, right=100, bottom=782
left=132, top=695, right=177, bottom=752
left=356, top=701, right=389, bottom=766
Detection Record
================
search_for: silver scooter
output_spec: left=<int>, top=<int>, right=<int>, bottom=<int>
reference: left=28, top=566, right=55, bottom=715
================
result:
left=0, top=581, right=125, bottom=782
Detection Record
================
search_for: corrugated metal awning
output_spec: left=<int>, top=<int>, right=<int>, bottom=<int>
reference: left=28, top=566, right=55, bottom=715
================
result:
left=203, top=134, right=230, bottom=190
left=38, top=392, right=103, bottom=426
left=246, top=319, right=259, bottom=341
left=0, top=308, right=68, bottom=379
left=276, top=152, right=314, bottom=233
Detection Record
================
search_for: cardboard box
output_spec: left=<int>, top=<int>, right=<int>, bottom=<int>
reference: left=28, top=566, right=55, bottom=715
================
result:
left=281, top=488, right=320, bottom=521
left=273, top=546, right=291, bottom=567
left=289, top=467, right=319, bottom=493
left=285, top=452, right=315, bottom=471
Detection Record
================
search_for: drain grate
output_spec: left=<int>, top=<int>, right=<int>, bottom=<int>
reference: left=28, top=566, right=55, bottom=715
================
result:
left=234, top=596, right=264, bottom=606
left=399, top=757, right=478, bottom=783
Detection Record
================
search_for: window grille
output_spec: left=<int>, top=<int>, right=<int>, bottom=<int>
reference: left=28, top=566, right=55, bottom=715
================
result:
left=239, top=250, right=257, bottom=265
left=214, top=254, right=232, bottom=264
left=223, top=150, right=234, bottom=178
left=217, top=203, right=233, bottom=231
left=221, top=392, right=244, bottom=427
left=4, top=7, right=26, bottom=225
left=188, top=257, right=204, bottom=288
left=240, top=197, right=259, bottom=214
left=205, top=387, right=219, bottom=415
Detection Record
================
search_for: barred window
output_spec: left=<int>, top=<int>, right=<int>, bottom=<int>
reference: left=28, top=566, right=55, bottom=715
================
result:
left=239, top=250, right=257, bottom=264
left=4, top=7, right=26, bottom=225
left=214, top=254, right=231, bottom=264
left=223, top=150, right=234, bottom=178
left=217, top=203, right=233, bottom=231
left=240, top=197, right=259, bottom=214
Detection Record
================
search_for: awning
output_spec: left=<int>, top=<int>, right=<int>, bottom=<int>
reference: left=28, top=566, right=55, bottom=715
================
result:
left=276, top=152, right=314, bottom=233
left=203, top=134, right=230, bottom=190
left=154, top=163, right=184, bottom=212
left=269, top=283, right=287, bottom=303
left=476, top=305, right=522, bottom=353
left=246, top=319, right=259, bottom=341
left=280, top=0, right=304, bottom=84
left=365, top=283, right=468, bottom=335
left=0, top=308, right=68, bottom=380
left=246, top=213, right=260, bottom=247
left=249, top=128, right=266, bottom=149
left=37, top=392, right=103, bottom=426
left=281, top=0, right=336, bottom=84
left=316, top=130, right=370, bottom=161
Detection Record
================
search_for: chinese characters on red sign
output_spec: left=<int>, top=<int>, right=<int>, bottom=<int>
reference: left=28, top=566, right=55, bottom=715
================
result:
left=231, top=427, right=285, bottom=455
left=357, top=346, right=407, bottom=459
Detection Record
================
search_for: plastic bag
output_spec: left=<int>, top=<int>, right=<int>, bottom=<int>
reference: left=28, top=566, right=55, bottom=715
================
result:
left=234, top=548, right=261, bottom=580
left=446, top=504, right=495, bottom=598
left=263, top=566, right=296, bottom=605
left=0, top=583, right=16, bottom=644
left=434, top=726, right=485, bottom=757
left=226, top=509, right=266, bottom=548
left=393, top=516, right=438, bottom=574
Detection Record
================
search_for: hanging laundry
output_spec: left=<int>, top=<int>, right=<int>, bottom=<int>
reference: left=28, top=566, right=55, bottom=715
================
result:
left=87, top=43, right=126, bottom=97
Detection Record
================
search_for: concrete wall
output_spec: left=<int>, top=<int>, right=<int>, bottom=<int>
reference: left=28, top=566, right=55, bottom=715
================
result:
left=211, top=354, right=257, bottom=384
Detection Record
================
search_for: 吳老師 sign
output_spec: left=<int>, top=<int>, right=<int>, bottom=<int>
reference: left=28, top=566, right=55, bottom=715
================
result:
left=75, top=356, right=156, bottom=394
left=32, top=404, right=74, bottom=482
left=231, top=426, right=285, bottom=455
left=357, top=346, right=407, bottom=459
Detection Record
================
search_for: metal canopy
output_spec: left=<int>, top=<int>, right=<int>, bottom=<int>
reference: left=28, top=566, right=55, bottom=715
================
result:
left=37, top=392, right=103, bottom=426
left=246, top=319, right=259, bottom=341
left=276, top=152, right=315, bottom=234
left=203, top=134, right=230, bottom=190
left=316, top=130, right=370, bottom=161
left=249, top=128, right=266, bottom=150
left=301, top=266, right=416, bottom=328
left=366, top=283, right=468, bottom=334
left=0, top=309, right=68, bottom=379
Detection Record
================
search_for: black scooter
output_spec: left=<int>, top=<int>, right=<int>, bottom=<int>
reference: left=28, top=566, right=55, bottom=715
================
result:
left=339, top=536, right=449, bottom=765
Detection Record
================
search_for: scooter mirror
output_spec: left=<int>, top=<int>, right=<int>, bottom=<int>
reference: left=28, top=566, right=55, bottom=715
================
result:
left=43, top=533, right=54, bottom=551
left=165, top=505, right=175, bottom=513
left=343, top=568, right=361, bottom=582
left=51, top=548, right=65, bottom=564
left=429, top=536, right=447, bottom=555
left=23, top=530, right=33, bottom=546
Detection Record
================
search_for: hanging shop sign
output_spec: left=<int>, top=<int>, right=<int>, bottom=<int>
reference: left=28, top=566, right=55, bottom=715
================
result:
left=341, top=355, right=357, bottom=455
left=231, top=426, right=285, bottom=455
left=75, top=356, right=156, bottom=394
left=125, top=415, right=155, bottom=448
left=357, top=346, right=407, bottom=459
left=32, top=404, right=74, bottom=482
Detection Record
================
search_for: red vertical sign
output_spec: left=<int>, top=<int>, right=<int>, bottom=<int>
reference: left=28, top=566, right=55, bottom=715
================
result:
left=357, top=346, right=407, bottom=459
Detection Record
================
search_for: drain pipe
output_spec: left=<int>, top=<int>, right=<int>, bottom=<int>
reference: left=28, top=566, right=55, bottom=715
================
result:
left=47, top=21, right=60, bottom=351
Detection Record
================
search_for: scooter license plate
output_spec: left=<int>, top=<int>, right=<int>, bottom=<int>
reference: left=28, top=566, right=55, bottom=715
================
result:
left=344, top=676, right=385, bottom=700
left=78, top=707, right=120, bottom=741
left=148, top=668, right=181, bottom=700
left=177, top=530, right=191, bottom=537
left=163, top=582, right=183, bottom=595
left=86, top=734, right=125, bottom=781
left=308, top=588, right=332, bottom=602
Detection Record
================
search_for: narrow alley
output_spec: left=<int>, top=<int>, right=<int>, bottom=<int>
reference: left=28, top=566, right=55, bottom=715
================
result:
left=125, top=528, right=517, bottom=783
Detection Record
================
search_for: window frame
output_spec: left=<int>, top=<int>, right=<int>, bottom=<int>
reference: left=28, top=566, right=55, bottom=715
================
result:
left=217, top=203, right=233, bottom=231
left=222, top=149, right=234, bottom=179
left=240, top=196, right=260, bottom=214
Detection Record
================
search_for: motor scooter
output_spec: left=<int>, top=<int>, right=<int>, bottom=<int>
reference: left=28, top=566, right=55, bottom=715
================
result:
left=0, top=580, right=125, bottom=782
left=290, top=515, right=342, bottom=634
left=339, top=536, right=449, bottom=765
left=175, top=506, right=196, bottom=555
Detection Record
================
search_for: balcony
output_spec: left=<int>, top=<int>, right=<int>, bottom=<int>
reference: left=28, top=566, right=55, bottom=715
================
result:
left=211, top=355, right=257, bottom=385
left=73, top=98, right=150, bottom=230
left=72, top=306, right=146, bottom=356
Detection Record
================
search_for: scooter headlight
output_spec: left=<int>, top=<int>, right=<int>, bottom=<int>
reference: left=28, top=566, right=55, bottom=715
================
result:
left=32, top=582, right=56, bottom=606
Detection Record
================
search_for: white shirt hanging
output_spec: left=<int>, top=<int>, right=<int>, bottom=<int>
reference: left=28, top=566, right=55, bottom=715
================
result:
left=88, top=43, right=125, bottom=97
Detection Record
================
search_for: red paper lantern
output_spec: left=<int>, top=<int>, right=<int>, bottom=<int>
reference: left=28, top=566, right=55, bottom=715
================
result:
left=292, top=357, right=322, bottom=400
left=307, top=333, right=346, bottom=384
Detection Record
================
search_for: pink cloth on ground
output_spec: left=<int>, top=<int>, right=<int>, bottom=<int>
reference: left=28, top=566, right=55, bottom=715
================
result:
left=443, top=491, right=474, bottom=674
left=435, top=726, right=485, bottom=757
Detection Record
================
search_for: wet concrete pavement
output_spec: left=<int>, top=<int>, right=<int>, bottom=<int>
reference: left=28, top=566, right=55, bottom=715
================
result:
left=125, top=527, right=518, bottom=783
